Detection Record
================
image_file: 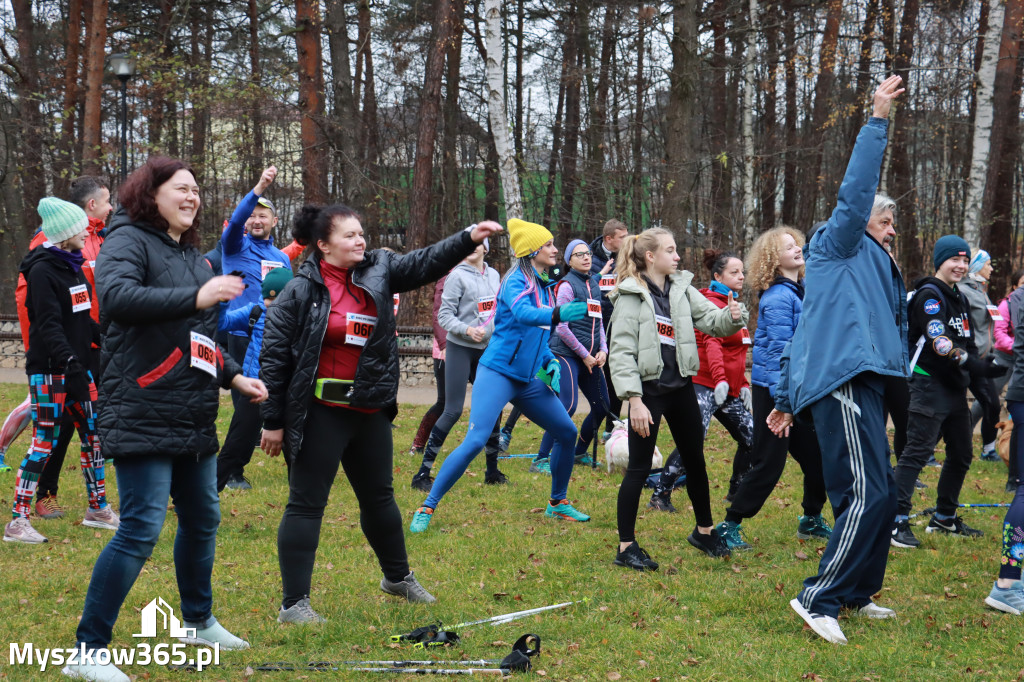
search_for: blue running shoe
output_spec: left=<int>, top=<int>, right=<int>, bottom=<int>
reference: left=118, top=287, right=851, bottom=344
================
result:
left=410, top=507, right=434, bottom=533
left=985, top=581, right=1024, bottom=616
left=715, top=520, right=751, bottom=551
left=545, top=499, right=590, bottom=522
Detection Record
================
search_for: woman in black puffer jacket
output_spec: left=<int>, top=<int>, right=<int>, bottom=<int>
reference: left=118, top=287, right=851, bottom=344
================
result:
left=66, top=157, right=268, bottom=681
left=259, top=204, right=500, bottom=623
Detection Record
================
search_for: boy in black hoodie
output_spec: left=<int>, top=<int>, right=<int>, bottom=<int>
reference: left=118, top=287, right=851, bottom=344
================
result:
left=3, top=198, right=118, bottom=544
left=891, top=235, right=1006, bottom=549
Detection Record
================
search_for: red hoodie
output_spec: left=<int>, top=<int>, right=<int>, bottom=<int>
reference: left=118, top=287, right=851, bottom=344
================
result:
left=692, top=288, right=750, bottom=397
left=16, top=216, right=104, bottom=349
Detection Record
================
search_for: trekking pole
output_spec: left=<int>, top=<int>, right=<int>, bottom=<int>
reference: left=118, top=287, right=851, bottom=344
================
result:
left=449, top=599, right=584, bottom=629
left=497, top=453, right=539, bottom=459
left=347, top=666, right=507, bottom=675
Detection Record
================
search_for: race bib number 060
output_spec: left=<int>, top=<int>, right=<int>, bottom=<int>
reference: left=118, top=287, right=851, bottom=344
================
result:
left=345, top=313, right=377, bottom=347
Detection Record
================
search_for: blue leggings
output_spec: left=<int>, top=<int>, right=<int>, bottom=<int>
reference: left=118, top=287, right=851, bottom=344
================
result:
left=424, top=364, right=578, bottom=509
left=538, top=354, right=609, bottom=458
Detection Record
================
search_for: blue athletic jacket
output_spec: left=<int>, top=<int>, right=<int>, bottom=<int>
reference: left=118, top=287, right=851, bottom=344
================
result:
left=218, top=300, right=266, bottom=379
left=221, top=191, right=291, bottom=331
left=751, top=277, right=803, bottom=395
left=479, top=267, right=557, bottom=382
left=775, top=118, right=909, bottom=414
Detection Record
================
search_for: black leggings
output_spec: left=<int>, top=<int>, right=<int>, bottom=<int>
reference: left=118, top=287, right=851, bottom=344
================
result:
left=884, top=374, right=909, bottom=463
left=411, top=358, right=446, bottom=450
left=278, top=403, right=409, bottom=608
left=724, top=385, right=826, bottom=524
left=617, top=383, right=711, bottom=543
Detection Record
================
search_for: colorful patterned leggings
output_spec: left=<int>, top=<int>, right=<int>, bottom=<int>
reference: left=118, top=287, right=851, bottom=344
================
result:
left=1001, top=401, right=1024, bottom=581
left=11, top=373, right=106, bottom=519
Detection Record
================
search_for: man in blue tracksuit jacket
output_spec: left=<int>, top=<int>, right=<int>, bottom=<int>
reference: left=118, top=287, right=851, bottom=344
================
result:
left=769, top=75, right=909, bottom=645
left=221, top=165, right=292, bottom=365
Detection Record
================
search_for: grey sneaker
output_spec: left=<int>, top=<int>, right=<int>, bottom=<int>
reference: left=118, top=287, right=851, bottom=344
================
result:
left=4, top=517, right=47, bottom=544
left=278, top=597, right=326, bottom=624
left=83, top=506, right=120, bottom=531
left=380, top=571, right=437, bottom=603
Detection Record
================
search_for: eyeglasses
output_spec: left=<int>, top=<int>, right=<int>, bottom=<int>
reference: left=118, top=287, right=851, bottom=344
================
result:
left=572, top=251, right=592, bottom=259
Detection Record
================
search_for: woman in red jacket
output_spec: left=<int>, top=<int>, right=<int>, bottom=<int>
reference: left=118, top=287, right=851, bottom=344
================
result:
left=648, top=250, right=753, bottom=512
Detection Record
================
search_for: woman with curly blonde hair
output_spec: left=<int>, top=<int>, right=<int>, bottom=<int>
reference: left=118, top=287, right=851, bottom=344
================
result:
left=714, top=226, right=831, bottom=552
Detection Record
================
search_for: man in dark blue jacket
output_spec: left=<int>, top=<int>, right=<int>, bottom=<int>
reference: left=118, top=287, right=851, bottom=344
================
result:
left=589, top=219, right=628, bottom=432
left=769, top=75, right=907, bottom=646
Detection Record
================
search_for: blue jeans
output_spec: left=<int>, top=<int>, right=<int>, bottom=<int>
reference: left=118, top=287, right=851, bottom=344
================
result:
left=424, top=364, right=577, bottom=509
left=76, top=455, right=221, bottom=649
left=537, top=354, right=610, bottom=458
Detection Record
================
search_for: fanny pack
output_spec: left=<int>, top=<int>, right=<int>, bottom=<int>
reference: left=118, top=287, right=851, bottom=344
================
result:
left=314, top=378, right=354, bottom=405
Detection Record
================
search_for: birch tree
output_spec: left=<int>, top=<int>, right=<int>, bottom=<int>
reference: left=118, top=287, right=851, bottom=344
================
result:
left=484, top=0, right=522, bottom=221
left=740, top=0, right=759, bottom=246
left=963, top=0, right=1006, bottom=246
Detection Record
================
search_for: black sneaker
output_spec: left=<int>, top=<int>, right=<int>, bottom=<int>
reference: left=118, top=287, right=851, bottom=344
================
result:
left=687, top=528, right=731, bottom=558
left=224, top=475, right=252, bottom=490
left=613, top=542, right=659, bottom=571
left=914, top=478, right=927, bottom=489
left=925, top=456, right=942, bottom=468
left=890, top=519, right=920, bottom=548
left=1008, top=479, right=1018, bottom=493
left=411, top=472, right=434, bottom=492
left=926, top=515, right=983, bottom=538
left=647, top=494, right=677, bottom=513
left=484, top=470, right=509, bottom=485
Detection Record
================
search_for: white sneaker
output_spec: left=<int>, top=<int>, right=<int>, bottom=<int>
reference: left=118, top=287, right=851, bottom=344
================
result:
left=857, top=602, right=896, bottom=619
left=179, top=619, right=250, bottom=650
left=82, top=506, right=120, bottom=531
left=790, top=598, right=848, bottom=645
left=4, top=517, right=48, bottom=543
left=62, top=660, right=130, bottom=682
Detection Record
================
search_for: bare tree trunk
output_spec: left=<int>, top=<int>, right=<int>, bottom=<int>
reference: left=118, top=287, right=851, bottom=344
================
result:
left=780, top=0, right=798, bottom=225
left=483, top=0, right=523, bottom=222
left=81, top=0, right=108, bottom=175
left=963, top=0, right=1005, bottom=246
left=249, top=0, right=265, bottom=177
left=542, top=41, right=567, bottom=228
left=662, top=0, right=699, bottom=238
left=56, top=0, right=84, bottom=188
left=295, top=0, right=328, bottom=204
left=326, top=0, right=359, bottom=205
left=440, top=0, right=465, bottom=233
left=740, top=0, right=759, bottom=245
left=583, top=3, right=617, bottom=235
left=559, top=3, right=583, bottom=244
left=984, top=0, right=1024, bottom=291
left=10, top=0, right=46, bottom=232
left=629, top=6, right=646, bottom=235
left=357, top=0, right=380, bottom=224
left=889, top=0, right=921, bottom=274
left=708, top=0, right=731, bottom=242
left=189, top=2, right=210, bottom=178
left=147, top=0, right=176, bottom=151
left=513, top=0, right=525, bottom=172
left=847, top=0, right=879, bottom=154
left=759, top=0, right=779, bottom=231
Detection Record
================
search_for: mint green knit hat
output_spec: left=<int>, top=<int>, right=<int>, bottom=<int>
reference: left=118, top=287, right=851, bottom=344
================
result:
left=37, top=197, right=88, bottom=244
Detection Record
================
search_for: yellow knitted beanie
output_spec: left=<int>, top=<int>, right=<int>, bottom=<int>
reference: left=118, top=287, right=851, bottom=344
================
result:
left=507, top=218, right=554, bottom=258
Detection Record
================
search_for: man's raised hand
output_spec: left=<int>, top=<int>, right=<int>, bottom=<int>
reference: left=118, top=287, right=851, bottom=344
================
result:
left=255, top=165, right=278, bottom=195
left=872, top=75, right=905, bottom=120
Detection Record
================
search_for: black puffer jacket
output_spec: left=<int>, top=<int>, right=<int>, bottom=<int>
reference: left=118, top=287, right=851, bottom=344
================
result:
left=260, top=229, right=476, bottom=461
left=95, top=208, right=242, bottom=459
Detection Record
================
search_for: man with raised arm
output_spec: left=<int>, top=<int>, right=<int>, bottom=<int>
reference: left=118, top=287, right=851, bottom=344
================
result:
left=768, top=75, right=908, bottom=646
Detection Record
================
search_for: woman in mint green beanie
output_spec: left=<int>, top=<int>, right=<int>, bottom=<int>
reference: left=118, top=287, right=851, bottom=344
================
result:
left=4, top=197, right=117, bottom=545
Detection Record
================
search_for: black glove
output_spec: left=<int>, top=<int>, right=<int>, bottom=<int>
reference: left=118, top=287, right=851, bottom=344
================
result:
left=64, top=358, right=92, bottom=403
left=965, top=354, right=1008, bottom=379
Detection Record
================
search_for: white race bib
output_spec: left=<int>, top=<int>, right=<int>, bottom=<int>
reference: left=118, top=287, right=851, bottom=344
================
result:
left=345, top=312, right=377, bottom=347
left=69, top=284, right=91, bottom=313
left=190, top=332, right=217, bottom=377
left=587, top=298, right=602, bottom=319
left=477, top=295, right=496, bottom=317
left=740, top=327, right=752, bottom=345
left=260, top=259, right=286, bottom=280
left=655, top=315, right=675, bottom=346
left=393, top=293, right=400, bottom=316
left=599, top=274, right=616, bottom=292
left=987, top=304, right=1004, bottom=321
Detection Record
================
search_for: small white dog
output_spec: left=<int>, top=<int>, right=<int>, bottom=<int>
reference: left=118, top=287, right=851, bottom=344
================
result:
left=605, top=420, right=663, bottom=473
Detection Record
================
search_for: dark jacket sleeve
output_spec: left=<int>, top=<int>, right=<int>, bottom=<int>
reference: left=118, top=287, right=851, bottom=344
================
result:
left=385, top=230, right=477, bottom=293
left=26, top=265, right=76, bottom=368
left=97, top=229, right=200, bottom=324
left=259, top=281, right=304, bottom=430
left=219, top=344, right=243, bottom=389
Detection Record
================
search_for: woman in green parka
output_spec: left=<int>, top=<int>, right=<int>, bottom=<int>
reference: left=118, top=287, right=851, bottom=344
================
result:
left=607, top=227, right=748, bottom=570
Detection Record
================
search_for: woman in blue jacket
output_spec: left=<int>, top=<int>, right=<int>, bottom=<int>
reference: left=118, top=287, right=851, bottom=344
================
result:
left=715, top=227, right=829, bottom=551
left=410, top=219, right=590, bottom=533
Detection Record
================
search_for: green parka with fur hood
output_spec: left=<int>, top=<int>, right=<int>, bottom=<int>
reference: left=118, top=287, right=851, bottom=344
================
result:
left=607, top=271, right=748, bottom=400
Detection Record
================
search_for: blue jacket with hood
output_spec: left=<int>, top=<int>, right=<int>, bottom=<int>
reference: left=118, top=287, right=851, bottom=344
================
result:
left=479, top=266, right=557, bottom=382
left=775, top=118, right=909, bottom=414
left=751, top=276, right=804, bottom=395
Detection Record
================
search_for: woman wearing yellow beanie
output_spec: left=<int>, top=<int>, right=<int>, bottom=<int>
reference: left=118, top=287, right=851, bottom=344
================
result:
left=411, top=219, right=591, bottom=532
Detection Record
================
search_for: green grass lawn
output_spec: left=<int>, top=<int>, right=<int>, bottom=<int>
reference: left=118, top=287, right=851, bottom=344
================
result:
left=0, top=382, right=1020, bottom=680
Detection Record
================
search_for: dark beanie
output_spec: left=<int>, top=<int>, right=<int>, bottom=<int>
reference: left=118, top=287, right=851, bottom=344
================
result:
left=933, top=235, right=970, bottom=271
left=261, top=267, right=293, bottom=299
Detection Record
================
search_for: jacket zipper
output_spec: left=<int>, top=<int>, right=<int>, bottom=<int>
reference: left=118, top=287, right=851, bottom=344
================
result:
left=295, top=276, right=331, bottom=455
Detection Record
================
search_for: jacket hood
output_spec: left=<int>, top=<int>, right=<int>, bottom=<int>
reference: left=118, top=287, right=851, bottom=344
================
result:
left=914, top=275, right=957, bottom=297
left=609, top=271, right=693, bottom=304
left=18, top=244, right=61, bottom=277
left=767, top=275, right=805, bottom=299
left=453, top=261, right=492, bottom=277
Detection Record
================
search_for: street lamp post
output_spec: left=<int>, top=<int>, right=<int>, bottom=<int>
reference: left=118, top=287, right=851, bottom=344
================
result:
left=108, top=53, right=137, bottom=183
